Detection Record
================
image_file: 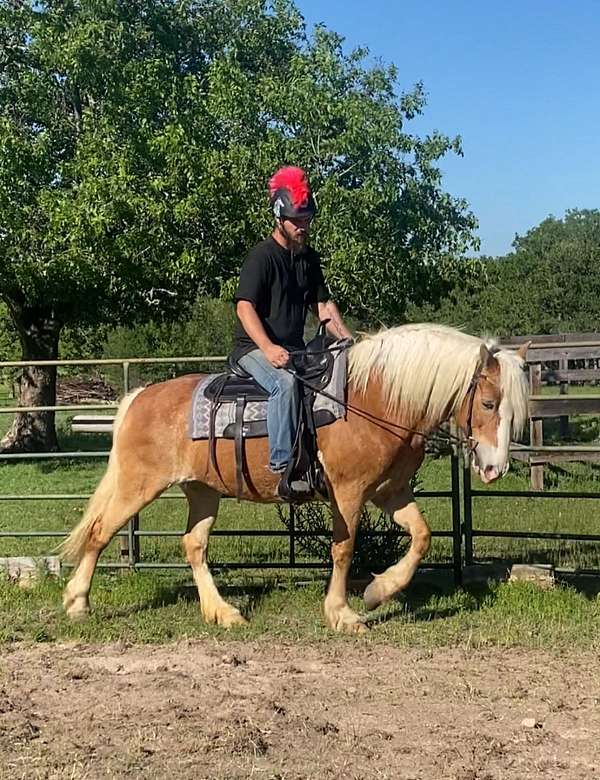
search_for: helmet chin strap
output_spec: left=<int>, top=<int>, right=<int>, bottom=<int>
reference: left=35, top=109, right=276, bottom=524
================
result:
left=276, top=218, right=292, bottom=247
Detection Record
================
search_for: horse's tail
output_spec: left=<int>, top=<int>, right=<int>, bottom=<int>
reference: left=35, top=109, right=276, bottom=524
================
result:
left=60, top=388, right=145, bottom=565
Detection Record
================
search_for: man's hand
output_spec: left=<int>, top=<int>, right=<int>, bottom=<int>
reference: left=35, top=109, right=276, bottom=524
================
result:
left=237, top=301, right=290, bottom=367
left=264, top=344, right=290, bottom=368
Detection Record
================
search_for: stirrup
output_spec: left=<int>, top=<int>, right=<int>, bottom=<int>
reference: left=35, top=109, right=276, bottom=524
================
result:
left=276, top=475, right=314, bottom=503
left=312, top=466, right=329, bottom=500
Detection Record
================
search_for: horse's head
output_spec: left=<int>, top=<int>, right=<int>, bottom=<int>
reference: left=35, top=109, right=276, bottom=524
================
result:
left=457, top=341, right=530, bottom=484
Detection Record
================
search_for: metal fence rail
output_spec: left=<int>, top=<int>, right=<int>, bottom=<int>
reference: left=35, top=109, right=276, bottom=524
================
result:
left=463, top=450, right=600, bottom=567
left=0, top=354, right=463, bottom=581
left=2, top=355, right=600, bottom=582
left=0, top=456, right=463, bottom=579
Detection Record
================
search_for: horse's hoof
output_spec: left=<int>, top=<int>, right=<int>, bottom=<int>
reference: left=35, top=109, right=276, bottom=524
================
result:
left=363, top=578, right=387, bottom=611
left=63, top=591, right=90, bottom=622
left=326, top=605, right=369, bottom=634
left=340, top=619, right=369, bottom=635
left=219, top=610, right=248, bottom=629
left=202, top=604, right=248, bottom=628
left=65, top=603, right=90, bottom=622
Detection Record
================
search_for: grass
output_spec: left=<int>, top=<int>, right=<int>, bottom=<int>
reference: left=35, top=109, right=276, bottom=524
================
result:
left=1, top=572, right=599, bottom=650
left=1, top=384, right=600, bottom=648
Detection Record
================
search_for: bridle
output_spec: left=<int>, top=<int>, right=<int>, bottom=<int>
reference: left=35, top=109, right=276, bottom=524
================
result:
left=463, top=363, right=484, bottom=453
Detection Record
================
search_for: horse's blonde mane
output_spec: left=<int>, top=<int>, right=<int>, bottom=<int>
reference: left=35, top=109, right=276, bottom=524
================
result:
left=348, top=323, right=528, bottom=434
left=494, top=348, right=529, bottom=436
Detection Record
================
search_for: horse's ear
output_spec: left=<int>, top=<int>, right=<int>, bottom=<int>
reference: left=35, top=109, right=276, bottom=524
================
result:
left=516, top=340, right=531, bottom=360
left=479, top=343, right=495, bottom=369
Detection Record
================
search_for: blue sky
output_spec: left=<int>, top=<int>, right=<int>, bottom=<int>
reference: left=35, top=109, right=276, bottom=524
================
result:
left=297, top=0, right=599, bottom=256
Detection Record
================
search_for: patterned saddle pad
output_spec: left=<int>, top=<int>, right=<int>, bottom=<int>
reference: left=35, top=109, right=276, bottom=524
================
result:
left=188, top=349, right=347, bottom=440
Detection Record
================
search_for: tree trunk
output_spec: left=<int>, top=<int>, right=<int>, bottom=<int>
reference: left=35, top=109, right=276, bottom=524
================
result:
left=0, top=306, right=61, bottom=453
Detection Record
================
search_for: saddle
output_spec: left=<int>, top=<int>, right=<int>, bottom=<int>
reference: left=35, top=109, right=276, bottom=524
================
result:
left=205, top=322, right=340, bottom=502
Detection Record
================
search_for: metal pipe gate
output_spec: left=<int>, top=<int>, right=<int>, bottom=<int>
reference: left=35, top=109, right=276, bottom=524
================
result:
left=2, top=355, right=600, bottom=583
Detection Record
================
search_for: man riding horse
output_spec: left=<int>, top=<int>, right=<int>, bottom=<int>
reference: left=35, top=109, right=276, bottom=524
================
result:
left=231, top=166, right=353, bottom=500
left=60, top=168, right=530, bottom=633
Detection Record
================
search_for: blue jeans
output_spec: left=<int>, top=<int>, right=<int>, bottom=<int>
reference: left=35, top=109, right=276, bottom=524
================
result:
left=237, top=349, right=299, bottom=471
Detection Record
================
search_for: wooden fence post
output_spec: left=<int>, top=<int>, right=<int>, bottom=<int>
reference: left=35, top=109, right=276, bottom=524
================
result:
left=559, top=356, right=569, bottom=439
left=530, top=363, right=544, bottom=490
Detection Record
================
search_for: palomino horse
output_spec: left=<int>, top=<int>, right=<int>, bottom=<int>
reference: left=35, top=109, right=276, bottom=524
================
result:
left=62, top=324, right=529, bottom=633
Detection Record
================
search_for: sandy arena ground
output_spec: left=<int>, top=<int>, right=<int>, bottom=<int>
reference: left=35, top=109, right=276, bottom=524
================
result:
left=0, top=640, right=598, bottom=779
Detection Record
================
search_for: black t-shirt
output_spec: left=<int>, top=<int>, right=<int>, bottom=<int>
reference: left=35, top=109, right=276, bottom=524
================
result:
left=232, top=237, right=330, bottom=359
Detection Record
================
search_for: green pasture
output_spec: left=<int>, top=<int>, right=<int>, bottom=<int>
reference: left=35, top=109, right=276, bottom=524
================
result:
left=1, top=383, right=600, bottom=648
left=1, top=571, right=599, bottom=650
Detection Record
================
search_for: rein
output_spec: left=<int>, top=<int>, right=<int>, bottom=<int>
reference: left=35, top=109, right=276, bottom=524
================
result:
left=286, top=351, right=483, bottom=453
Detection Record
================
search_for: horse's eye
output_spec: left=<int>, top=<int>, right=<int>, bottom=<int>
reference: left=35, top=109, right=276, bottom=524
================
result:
left=482, top=400, right=495, bottom=411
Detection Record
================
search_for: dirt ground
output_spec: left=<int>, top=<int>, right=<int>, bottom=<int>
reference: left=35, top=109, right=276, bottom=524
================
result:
left=0, top=640, right=598, bottom=780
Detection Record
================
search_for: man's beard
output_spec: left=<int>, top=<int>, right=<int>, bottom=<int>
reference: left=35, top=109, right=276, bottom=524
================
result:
left=291, top=235, right=308, bottom=254
left=281, top=223, right=308, bottom=254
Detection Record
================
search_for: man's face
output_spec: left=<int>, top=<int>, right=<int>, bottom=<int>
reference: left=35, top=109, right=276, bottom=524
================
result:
left=280, top=215, right=312, bottom=252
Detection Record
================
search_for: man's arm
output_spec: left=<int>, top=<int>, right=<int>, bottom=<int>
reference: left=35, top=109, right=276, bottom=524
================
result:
left=236, top=300, right=289, bottom=367
left=312, top=300, right=353, bottom=340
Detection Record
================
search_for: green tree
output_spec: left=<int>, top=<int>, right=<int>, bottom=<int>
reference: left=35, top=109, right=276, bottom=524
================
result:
left=0, top=303, right=18, bottom=363
left=101, top=297, right=237, bottom=386
left=408, top=210, right=600, bottom=337
left=496, top=209, right=600, bottom=334
left=0, top=0, right=477, bottom=451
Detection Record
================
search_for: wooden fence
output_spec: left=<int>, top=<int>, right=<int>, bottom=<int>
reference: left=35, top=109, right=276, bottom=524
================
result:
left=503, top=332, right=600, bottom=488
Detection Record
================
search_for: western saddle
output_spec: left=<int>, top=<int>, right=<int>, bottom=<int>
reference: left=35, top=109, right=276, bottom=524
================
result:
left=205, top=322, right=339, bottom=502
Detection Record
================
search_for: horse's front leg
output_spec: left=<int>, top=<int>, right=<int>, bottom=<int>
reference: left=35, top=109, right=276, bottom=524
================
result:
left=324, top=491, right=367, bottom=634
left=363, top=486, right=431, bottom=610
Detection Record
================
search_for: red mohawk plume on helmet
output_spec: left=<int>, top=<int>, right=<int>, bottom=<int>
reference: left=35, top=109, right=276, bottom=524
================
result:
left=268, top=166, right=316, bottom=219
left=269, top=166, right=311, bottom=208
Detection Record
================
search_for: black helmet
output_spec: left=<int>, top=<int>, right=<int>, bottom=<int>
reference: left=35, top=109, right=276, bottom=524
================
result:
left=269, top=166, right=316, bottom=219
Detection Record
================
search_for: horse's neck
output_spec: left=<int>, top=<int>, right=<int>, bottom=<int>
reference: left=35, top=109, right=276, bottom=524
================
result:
left=349, top=374, right=454, bottom=438
left=347, top=379, right=412, bottom=440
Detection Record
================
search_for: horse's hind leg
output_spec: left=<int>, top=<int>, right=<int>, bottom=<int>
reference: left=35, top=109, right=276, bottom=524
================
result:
left=63, top=472, right=167, bottom=620
left=363, top=487, right=431, bottom=610
left=181, top=482, right=247, bottom=628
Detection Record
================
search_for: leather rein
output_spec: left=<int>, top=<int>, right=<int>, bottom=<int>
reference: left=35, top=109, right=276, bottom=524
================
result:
left=286, top=348, right=483, bottom=454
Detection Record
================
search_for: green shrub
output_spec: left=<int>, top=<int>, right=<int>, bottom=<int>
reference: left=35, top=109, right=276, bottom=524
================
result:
left=100, top=298, right=237, bottom=389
